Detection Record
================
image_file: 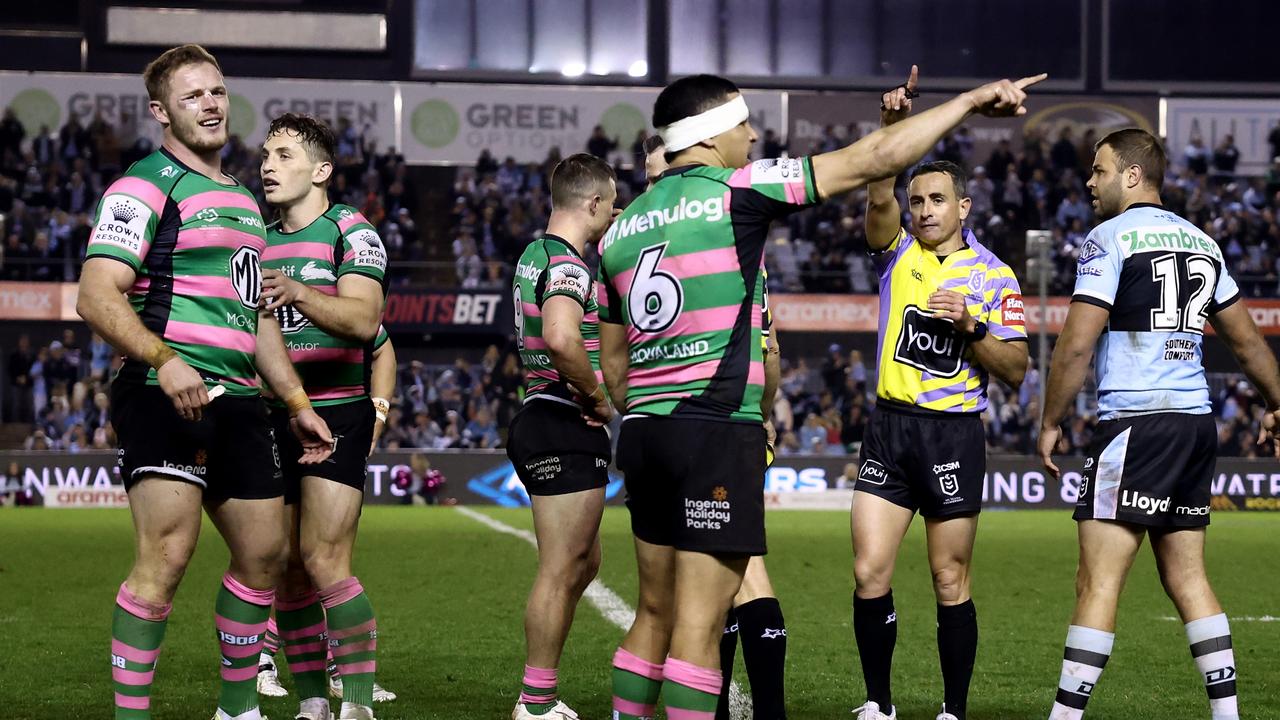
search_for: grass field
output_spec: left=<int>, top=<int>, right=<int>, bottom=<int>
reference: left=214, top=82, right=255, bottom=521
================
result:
left=0, top=507, right=1276, bottom=719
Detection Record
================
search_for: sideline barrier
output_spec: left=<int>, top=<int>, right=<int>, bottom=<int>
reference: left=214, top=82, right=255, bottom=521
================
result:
left=2, top=450, right=1277, bottom=512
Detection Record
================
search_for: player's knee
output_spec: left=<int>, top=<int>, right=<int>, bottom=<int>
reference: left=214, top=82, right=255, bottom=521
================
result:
left=135, top=531, right=196, bottom=594
left=300, top=541, right=351, bottom=583
left=853, top=557, right=892, bottom=597
left=576, top=547, right=602, bottom=591
left=931, top=563, right=970, bottom=602
left=1075, top=563, right=1123, bottom=601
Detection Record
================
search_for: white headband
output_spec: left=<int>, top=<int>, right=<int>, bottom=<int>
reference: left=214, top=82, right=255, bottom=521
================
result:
left=658, top=95, right=750, bottom=152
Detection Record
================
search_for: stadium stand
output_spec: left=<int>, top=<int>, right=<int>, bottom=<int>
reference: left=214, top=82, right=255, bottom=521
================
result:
left=2, top=110, right=1277, bottom=457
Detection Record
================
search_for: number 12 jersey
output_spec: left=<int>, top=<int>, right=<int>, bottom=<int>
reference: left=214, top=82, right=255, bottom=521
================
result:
left=1072, top=203, right=1240, bottom=420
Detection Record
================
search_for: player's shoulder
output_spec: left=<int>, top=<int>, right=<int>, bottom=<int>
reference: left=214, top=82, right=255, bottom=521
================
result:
left=328, top=204, right=376, bottom=234
left=103, top=150, right=186, bottom=209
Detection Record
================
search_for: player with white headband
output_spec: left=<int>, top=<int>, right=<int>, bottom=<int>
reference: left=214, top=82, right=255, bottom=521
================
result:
left=599, top=71, right=1046, bottom=720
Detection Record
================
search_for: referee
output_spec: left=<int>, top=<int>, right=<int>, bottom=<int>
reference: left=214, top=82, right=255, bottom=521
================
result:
left=851, top=66, right=1031, bottom=720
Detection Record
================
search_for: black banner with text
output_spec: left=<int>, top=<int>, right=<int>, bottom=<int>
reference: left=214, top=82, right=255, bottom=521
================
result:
left=2, top=451, right=1277, bottom=512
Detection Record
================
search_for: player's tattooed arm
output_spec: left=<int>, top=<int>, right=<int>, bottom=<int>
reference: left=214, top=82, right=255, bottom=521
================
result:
left=864, top=66, right=916, bottom=251
left=77, top=257, right=209, bottom=421
left=261, top=271, right=383, bottom=342
left=599, top=320, right=629, bottom=413
left=812, top=71, right=1047, bottom=199
left=1039, top=302, right=1109, bottom=477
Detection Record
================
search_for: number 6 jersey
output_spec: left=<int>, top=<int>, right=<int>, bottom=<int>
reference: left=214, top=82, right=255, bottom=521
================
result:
left=1072, top=203, right=1240, bottom=420
left=596, top=158, right=820, bottom=423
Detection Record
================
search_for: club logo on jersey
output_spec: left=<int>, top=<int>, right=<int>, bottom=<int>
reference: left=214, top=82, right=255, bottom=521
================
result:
left=894, top=306, right=966, bottom=378
left=299, top=261, right=337, bottom=282
left=91, top=194, right=152, bottom=254
left=338, top=208, right=354, bottom=221
left=546, top=263, right=590, bottom=303
left=858, top=459, right=888, bottom=486
left=1078, top=239, right=1107, bottom=265
left=1001, top=294, right=1026, bottom=328
left=229, top=245, right=262, bottom=310
left=196, top=207, right=219, bottom=223
left=157, top=165, right=179, bottom=178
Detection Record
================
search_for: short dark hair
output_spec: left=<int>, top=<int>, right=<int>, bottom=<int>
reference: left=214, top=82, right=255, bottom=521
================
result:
left=652, top=74, right=740, bottom=129
left=1096, top=128, right=1165, bottom=191
left=143, top=44, right=222, bottom=102
left=550, top=153, right=615, bottom=209
left=908, top=160, right=968, bottom=199
left=641, top=134, right=665, bottom=155
left=267, top=112, right=336, bottom=164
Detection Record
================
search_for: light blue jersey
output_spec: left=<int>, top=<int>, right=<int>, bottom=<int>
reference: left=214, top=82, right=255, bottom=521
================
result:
left=1072, top=203, right=1240, bottom=420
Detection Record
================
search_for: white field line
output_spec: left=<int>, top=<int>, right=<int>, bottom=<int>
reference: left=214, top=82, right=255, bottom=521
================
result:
left=454, top=505, right=752, bottom=718
left=1159, top=615, right=1279, bottom=622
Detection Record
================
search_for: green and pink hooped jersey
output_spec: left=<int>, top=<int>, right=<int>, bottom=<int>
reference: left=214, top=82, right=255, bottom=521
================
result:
left=597, top=158, right=820, bottom=423
left=513, top=234, right=601, bottom=402
left=260, top=204, right=388, bottom=406
left=85, top=149, right=268, bottom=397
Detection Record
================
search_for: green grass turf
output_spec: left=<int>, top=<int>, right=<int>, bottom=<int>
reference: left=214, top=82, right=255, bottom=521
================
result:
left=0, top=507, right=1276, bottom=719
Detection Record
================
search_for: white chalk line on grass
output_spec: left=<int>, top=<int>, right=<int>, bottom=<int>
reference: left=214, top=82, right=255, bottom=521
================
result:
left=455, top=505, right=752, bottom=719
left=1159, top=615, right=1279, bottom=622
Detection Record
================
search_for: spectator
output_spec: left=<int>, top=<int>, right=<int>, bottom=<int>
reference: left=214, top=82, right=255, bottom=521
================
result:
left=797, top=413, right=828, bottom=454
left=834, top=462, right=859, bottom=489
left=0, top=108, right=23, bottom=157
left=763, top=128, right=784, bottom=159
left=586, top=125, right=618, bottom=159
left=6, top=334, right=35, bottom=422
left=1268, top=121, right=1280, bottom=165
left=968, top=165, right=994, bottom=217
left=1055, top=188, right=1091, bottom=229
left=1050, top=127, right=1078, bottom=171
left=1211, top=134, right=1240, bottom=184
left=462, top=406, right=500, bottom=448
left=1184, top=135, right=1210, bottom=176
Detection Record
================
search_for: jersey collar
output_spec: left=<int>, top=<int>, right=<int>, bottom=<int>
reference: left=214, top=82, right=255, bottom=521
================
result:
left=1124, top=202, right=1165, bottom=211
left=159, top=146, right=240, bottom=187
left=542, top=233, right=583, bottom=259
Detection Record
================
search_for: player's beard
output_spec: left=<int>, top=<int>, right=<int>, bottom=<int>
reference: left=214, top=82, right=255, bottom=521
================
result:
left=1097, top=176, right=1124, bottom=220
left=170, top=112, right=227, bottom=155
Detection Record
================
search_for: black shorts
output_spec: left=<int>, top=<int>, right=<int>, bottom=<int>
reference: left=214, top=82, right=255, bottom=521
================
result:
left=1074, top=412, right=1217, bottom=528
left=857, top=400, right=986, bottom=518
left=617, top=416, right=767, bottom=556
left=111, top=380, right=282, bottom=500
left=270, top=400, right=375, bottom=505
left=506, top=397, right=611, bottom=496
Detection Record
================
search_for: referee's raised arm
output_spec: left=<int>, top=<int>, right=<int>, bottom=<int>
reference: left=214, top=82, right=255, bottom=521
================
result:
left=811, top=71, right=1048, bottom=200
left=865, top=65, right=918, bottom=252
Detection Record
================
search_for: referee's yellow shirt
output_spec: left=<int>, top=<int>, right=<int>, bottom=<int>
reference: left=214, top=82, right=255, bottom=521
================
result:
left=871, top=228, right=1027, bottom=413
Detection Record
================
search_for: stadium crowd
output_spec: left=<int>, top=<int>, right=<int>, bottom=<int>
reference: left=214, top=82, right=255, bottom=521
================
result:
left=2, top=109, right=1277, bottom=458
left=0, top=108, right=423, bottom=282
